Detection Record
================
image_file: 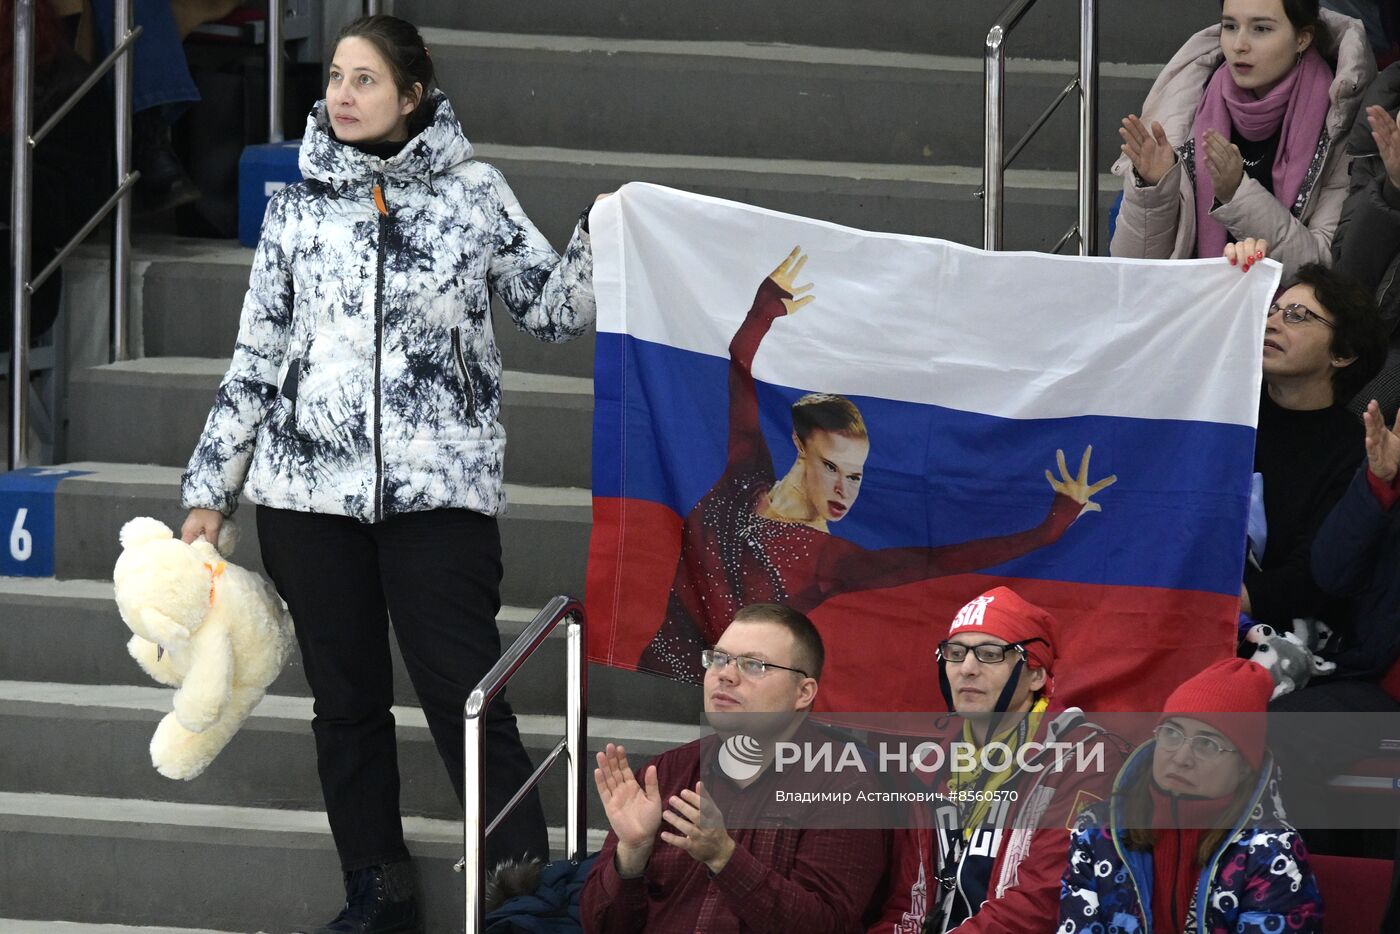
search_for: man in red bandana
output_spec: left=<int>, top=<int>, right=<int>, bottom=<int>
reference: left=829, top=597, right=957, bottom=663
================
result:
left=869, top=587, right=1128, bottom=934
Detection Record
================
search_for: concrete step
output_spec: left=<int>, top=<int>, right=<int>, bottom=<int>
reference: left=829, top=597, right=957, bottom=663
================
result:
left=424, top=30, right=1157, bottom=172
left=39, top=462, right=589, bottom=612
left=484, top=146, right=1119, bottom=253
left=401, top=0, right=1218, bottom=62
left=0, top=791, right=606, bottom=931
left=0, top=681, right=706, bottom=826
left=66, top=359, right=593, bottom=488
left=134, top=154, right=1110, bottom=366
left=0, top=577, right=704, bottom=723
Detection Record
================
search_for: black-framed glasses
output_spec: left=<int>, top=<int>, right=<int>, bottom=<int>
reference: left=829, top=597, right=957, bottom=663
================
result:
left=936, top=640, right=1031, bottom=665
left=1268, top=301, right=1335, bottom=330
left=1153, top=723, right=1238, bottom=761
left=700, top=649, right=809, bottom=679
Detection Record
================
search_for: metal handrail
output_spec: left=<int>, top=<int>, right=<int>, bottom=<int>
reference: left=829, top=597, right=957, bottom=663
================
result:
left=462, top=595, right=588, bottom=934
left=983, top=0, right=1098, bottom=254
left=267, top=0, right=384, bottom=143
left=9, top=0, right=138, bottom=469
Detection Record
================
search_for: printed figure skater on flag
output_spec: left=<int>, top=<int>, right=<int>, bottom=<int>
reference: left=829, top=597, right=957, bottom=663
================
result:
left=638, top=247, right=1119, bottom=681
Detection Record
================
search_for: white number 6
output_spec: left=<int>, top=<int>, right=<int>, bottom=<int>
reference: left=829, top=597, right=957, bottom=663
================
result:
left=9, top=508, right=33, bottom=562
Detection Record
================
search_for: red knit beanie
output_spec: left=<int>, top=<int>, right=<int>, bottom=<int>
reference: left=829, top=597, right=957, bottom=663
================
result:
left=1159, top=658, right=1274, bottom=770
left=946, top=587, right=1058, bottom=697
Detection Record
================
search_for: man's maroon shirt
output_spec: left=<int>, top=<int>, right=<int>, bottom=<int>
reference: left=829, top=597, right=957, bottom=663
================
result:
left=580, top=720, right=891, bottom=933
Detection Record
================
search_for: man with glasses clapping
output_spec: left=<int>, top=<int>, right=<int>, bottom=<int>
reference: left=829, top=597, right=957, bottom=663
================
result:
left=580, top=602, right=890, bottom=933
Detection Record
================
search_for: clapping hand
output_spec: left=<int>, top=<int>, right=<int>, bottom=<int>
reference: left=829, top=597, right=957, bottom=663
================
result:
left=1364, top=400, right=1400, bottom=484
left=1203, top=129, right=1246, bottom=202
left=1119, top=115, right=1176, bottom=186
left=660, top=782, right=737, bottom=873
left=594, top=743, right=663, bottom=877
left=1368, top=105, right=1400, bottom=192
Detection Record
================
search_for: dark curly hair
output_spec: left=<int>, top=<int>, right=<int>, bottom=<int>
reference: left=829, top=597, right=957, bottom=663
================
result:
left=1291, top=262, right=1385, bottom=404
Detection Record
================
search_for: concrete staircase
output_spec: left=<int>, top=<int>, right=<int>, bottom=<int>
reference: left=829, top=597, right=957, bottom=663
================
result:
left=3, top=1, right=1216, bottom=929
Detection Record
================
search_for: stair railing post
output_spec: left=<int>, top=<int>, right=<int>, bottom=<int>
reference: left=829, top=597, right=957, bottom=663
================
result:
left=9, top=0, right=35, bottom=468
left=1077, top=0, right=1099, bottom=255
left=565, top=613, right=588, bottom=861
left=112, top=0, right=134, bottom=361
left=983, top=23, right=1007, bottom=251
left=463, top=688, right=487, bottom=934
left=268, top=0, right=284, bottom=142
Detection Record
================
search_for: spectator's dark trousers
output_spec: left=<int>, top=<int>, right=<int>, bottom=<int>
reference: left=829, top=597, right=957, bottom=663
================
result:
left=257, top=505, right=548, bottom=871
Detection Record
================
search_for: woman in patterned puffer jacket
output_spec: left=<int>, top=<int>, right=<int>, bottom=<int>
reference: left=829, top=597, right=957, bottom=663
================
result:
left=1058, top=659, right=1322, bottom=934
left=179, top=14, right=595, bottom=933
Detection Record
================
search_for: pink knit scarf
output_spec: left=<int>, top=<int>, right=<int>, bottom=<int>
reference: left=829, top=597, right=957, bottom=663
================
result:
left=1192, top=46, right=1333, bottom=259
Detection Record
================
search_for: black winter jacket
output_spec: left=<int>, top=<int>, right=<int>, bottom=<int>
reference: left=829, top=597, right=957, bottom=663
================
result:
left=1311, top=465, right=1400, bottom=678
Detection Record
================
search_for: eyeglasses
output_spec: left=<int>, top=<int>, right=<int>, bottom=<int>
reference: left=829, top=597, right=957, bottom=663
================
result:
left=701, top=649, right=809, bottom=679
left=936, top=641, right=1028, bottom=665
left=1268, top=302, right=1335, bottom=330
left=1153, top=723, right=1238, bottom=761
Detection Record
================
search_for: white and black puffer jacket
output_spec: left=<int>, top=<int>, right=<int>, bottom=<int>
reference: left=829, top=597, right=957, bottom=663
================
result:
left=181, top=92, right=594, bottom=523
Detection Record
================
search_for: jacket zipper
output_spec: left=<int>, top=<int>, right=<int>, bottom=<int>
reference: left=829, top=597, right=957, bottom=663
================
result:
left=372, top=180, right=388, bottom=522
left=450, top=326, right=477, bottom=410
left=1108, top=748, right=1152, bottom=934
left=1110, top=823, right=1151, bottom=934
left=1169, top=796, right=1181, bottom=934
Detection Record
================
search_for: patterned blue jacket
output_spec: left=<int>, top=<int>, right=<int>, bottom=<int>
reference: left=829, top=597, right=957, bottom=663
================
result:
left=1057, top=742, right=1322, bottom=934
left=182, top=92, right=594, bottom=522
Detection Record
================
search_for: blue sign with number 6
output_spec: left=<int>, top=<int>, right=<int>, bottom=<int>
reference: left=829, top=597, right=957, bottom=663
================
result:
left=0, top=468, right=91, bottom=577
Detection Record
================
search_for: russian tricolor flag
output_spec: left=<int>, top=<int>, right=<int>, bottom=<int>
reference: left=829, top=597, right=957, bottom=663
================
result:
left=585, top=184, right=1278, bottom=714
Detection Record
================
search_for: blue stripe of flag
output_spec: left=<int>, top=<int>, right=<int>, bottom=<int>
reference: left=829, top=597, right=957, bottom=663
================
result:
left=593, top=332, right=1253, bottom=598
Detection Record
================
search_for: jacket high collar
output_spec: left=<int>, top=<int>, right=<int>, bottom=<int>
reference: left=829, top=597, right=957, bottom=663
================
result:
left=298, top=90, right=474, bottom=193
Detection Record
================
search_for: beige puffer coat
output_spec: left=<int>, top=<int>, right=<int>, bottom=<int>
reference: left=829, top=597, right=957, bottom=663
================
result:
left=1110, top=10, right=1375, bottom=281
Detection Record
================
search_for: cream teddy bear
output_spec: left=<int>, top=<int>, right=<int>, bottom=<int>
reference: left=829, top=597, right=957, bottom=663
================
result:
left=113, top=516, right=294, bottom=780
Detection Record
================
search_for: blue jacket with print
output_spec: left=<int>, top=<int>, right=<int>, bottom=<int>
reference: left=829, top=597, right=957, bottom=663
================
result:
left=182, top=91, right=594, bottom=523
left=1057, top=742, right=1322, bottom=934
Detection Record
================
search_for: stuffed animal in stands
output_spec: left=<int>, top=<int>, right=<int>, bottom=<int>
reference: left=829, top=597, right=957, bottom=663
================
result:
left=1243, top=619, right=1337, bottom=700
left=113, top=516, right=293, bottom=780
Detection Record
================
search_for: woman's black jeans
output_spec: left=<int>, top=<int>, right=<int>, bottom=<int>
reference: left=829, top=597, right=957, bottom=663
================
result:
left=257, top=505, right=548, bottom=872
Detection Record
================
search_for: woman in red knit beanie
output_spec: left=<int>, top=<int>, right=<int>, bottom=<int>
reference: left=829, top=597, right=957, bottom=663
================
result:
left=1059, top=658, right=1323, bottom=933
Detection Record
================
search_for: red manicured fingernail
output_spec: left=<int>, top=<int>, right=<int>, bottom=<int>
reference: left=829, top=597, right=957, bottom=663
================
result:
left=1256, top=250, right=1264, bottom=259
left=1230, top=257, right=1237, bottom=266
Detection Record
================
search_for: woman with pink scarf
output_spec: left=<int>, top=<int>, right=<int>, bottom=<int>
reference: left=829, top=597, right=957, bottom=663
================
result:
left=1111, top=0, right=1375, bottom=280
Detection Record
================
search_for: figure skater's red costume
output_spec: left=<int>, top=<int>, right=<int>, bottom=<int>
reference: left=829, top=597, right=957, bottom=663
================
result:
left=638, top=278, right=1081, bottom=681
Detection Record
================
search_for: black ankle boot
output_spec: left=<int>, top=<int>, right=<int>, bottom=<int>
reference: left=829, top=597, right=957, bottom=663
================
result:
left=132, top=108, right=201, bottom=214
left=305, top=861, right=421, bottom=934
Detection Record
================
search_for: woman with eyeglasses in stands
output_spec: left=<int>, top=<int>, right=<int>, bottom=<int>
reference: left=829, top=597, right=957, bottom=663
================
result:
left=1059, top=658, right=1323, bottom=934
left=1112, top=0, right=1375, bottom=282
